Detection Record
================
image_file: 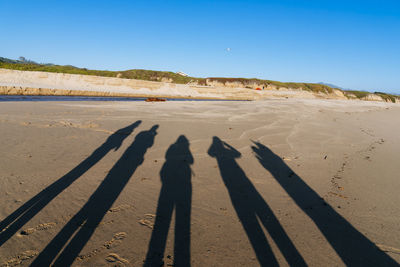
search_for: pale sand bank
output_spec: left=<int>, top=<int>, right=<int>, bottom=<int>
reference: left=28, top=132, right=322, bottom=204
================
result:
left=0, top=99, right=399, bottom=266
left=0, top=69, right=343, bottom=101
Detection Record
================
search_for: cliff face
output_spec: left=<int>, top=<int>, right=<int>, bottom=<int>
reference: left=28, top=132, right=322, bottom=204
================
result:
left=1, top=56, right=398, bottom=102
left=0, top=68, right=397, bottom=102
left=363, top=94, right=384, bottom=102
left=204, top=79, right=265, bottom=89
left=0, top=69, right=263, bottom=100
left=344, top=92, right=400, bottom=103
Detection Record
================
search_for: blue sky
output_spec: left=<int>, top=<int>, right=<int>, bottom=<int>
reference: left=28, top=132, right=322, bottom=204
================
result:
left=1, top=0, right=399, bottom=93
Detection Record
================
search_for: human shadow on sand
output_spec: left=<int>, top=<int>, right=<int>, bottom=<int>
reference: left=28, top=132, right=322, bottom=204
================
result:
left=208, top=137, right=306, bottom=267
left=144, top=135, right=193, bottom=267
left=251, top=141, right=398, bottom=267
left=30, top=125, right=159, bottom=267
left=0, top=121, right=142, bottom=247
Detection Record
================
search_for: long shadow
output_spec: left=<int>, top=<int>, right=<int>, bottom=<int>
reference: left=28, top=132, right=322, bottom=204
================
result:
left=252, top=141, right=399, bottom=266
left=30, top=125, right=159, bottom=266
left=144, top=135, right=193, bottom=267
left=0, top=120, right=141, bottom=247
left=208, top=137, right=306, bottom=267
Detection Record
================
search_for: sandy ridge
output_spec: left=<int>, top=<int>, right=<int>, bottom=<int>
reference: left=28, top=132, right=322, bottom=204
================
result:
left=0, top=68, right=365, bottom=101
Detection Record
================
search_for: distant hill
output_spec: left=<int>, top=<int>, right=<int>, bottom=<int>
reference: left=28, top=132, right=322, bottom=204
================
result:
left=0, top=57, right=22, bottom=64
left=317, top=82, right=343, bottom=90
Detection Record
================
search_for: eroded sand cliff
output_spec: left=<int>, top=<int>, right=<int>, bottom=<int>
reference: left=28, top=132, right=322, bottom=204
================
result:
left=0, top=69, right=349, bottom=101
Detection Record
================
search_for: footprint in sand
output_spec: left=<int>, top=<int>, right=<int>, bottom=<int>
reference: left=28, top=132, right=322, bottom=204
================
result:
left=77, top=232, right=128, bottom=262
left=104, top=232, right=127, bottom=249
left=105, top=253, right=130, bottom=266
left=1, top=250, right=38, bottom=267
left=19, top=222, right=57, bottom=236
left=138, top=214, right=155, bottom=229
left=108, top=204, right=134, bottom=213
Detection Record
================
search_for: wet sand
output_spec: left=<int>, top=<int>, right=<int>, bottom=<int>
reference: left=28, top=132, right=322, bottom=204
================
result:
left=0, top=99, right=399, bottom=266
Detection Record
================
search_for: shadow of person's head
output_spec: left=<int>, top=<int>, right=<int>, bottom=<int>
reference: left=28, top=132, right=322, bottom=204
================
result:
left=117, top=120, right=142, bottom=135
left=138, top=124, right=159, bottom=143
left=251, top=141, right=283, bottom=170
left=208, top=136, right=241, bottom=159
left=165, top=135, right=193, bottom=164
left=176, top=135, right=189, bottom=145
left=108, top=120, right=142, bottom=150
left=150, top=124, right=159, bottom=132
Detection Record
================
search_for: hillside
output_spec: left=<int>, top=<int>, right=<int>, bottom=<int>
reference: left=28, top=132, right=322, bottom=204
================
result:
left=0, top=57, right=399, bottom=102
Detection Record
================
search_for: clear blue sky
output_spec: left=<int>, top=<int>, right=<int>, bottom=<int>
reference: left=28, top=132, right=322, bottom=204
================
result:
left=1, top=0, right=399, bottom=93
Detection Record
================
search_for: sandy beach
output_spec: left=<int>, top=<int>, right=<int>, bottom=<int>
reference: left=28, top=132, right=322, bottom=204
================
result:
left=0, top=99, right=399, bottom=266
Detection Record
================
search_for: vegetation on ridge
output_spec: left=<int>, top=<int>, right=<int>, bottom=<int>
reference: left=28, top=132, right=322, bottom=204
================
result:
left=0, top=57, right=203, bottom=84
left=344, top=90, right=370, bottom=99
left=374, top=92, right=397, bottom=103
left=206, top=77, right=336, bottom=94
left=0, top=57, right=338, bottom=94
left=0, top=56, right=398, bottom=102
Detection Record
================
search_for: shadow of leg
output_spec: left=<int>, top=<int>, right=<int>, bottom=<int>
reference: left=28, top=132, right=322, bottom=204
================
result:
left=31, top=125, right=158, bottom=266
left=208, top=137, right=303, bottom=266
left=174, top=185, right=191, bottom=267
left=255, top=194, right=306, bottom=266
left=252, top=141, right=398, bottom=266
left=144, top=188, right=174, bottom=267
left=144, top=135, right=193, bottom=267
left=0, top=121, right=141, bottom=247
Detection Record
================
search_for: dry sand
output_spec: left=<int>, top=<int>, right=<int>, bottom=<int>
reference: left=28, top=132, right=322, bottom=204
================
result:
left=0, top=99, right=399, bottom=266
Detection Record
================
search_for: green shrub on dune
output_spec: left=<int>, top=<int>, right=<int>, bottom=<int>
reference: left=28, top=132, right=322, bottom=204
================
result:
left=344, top=90, right=370, bottom=99
left=205, top=78, right=336, bottom=93
left=374, top=92, right=398, bottom=103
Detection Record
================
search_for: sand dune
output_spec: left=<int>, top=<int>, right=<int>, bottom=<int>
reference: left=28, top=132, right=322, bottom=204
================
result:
left=0, top=69, right=345, bottom=100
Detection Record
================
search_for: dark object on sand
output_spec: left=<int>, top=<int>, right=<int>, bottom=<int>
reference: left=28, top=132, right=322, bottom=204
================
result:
left=146, top=97, right=166, bottom=102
